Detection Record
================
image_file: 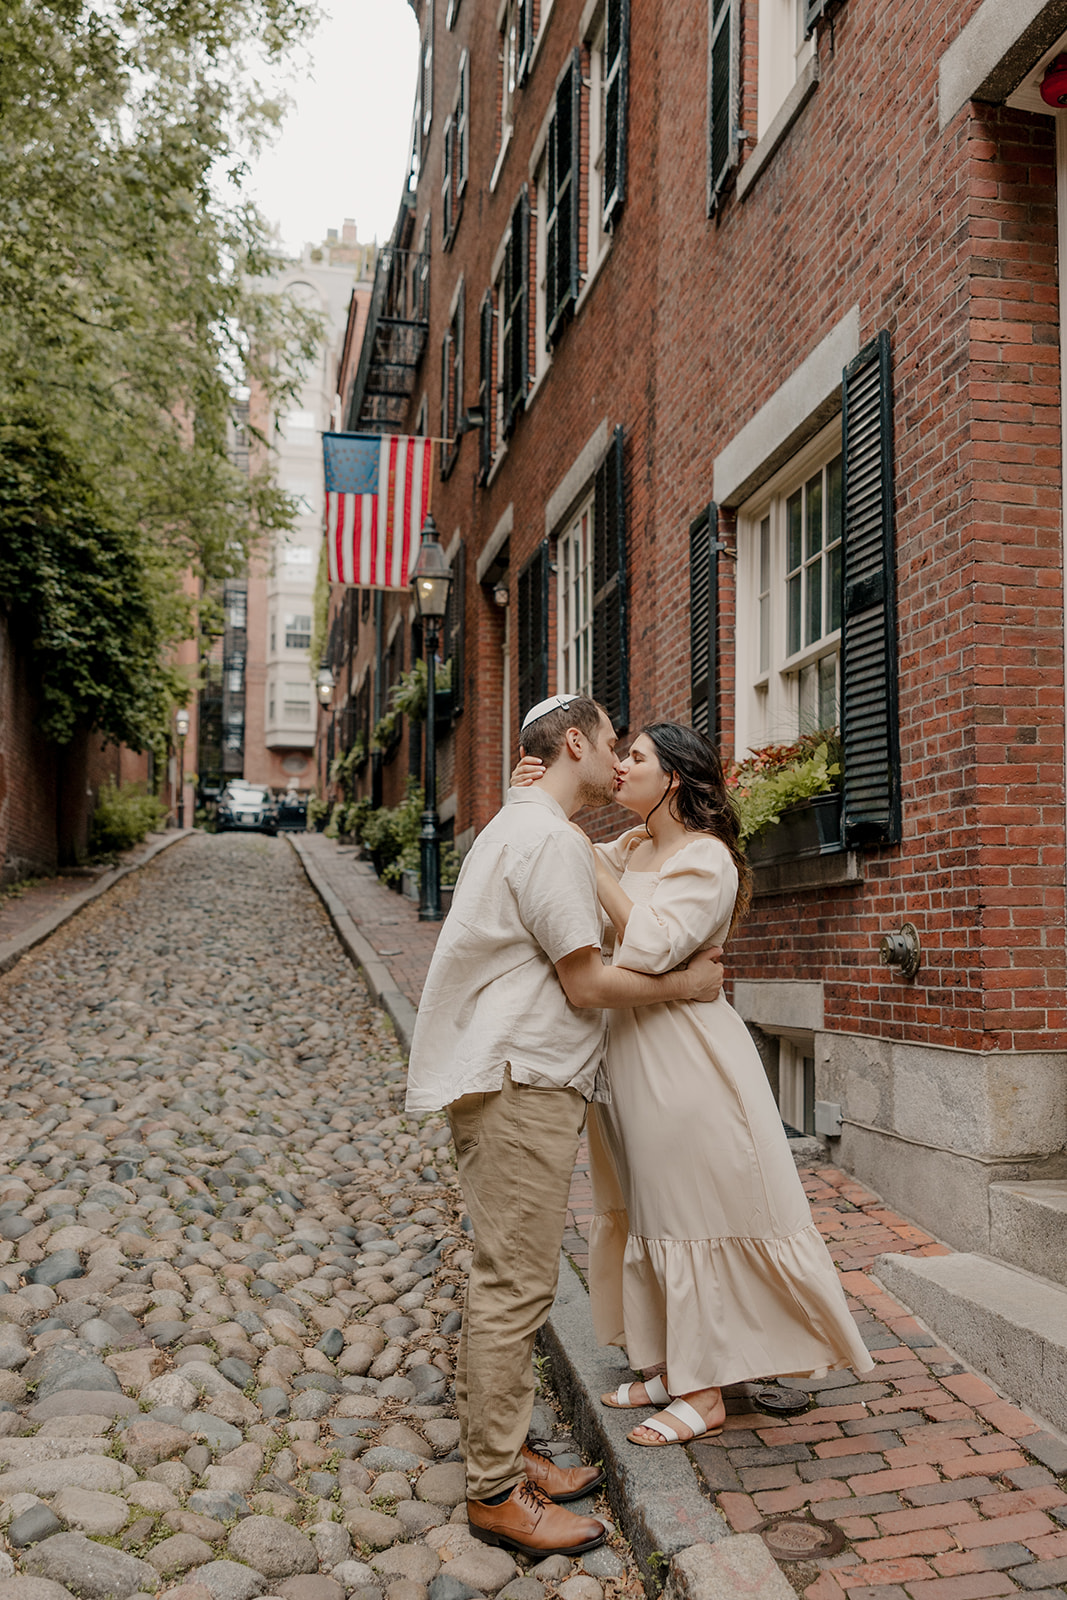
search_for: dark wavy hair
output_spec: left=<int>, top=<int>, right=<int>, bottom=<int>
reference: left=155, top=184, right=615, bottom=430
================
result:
left=641, top=722, right=751, bottom=929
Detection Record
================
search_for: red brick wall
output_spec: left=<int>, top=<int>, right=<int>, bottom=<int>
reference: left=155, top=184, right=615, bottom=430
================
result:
left=376, top=0, right=1066, bottom=1052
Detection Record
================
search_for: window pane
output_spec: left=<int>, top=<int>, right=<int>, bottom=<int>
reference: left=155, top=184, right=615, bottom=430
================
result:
left=818, top=651, right=837, bottom=729
left=798, top=660, right=816, bottom=730
left=787, top=572, right=801, bottom=658
left=806, top=554, right=822, bottom=645
left=786, top=490, right=802, bottom=572
left=805, top=473, right=823, bottom=557
left=828, top=540, right=842, bottom=632
left=759, top=516, right=770, bottom=591
left=826, top=455, right=842, bottom=546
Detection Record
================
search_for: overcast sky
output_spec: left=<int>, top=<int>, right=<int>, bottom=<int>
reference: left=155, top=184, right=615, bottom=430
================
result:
left=248, top=0, right=419, bottom=254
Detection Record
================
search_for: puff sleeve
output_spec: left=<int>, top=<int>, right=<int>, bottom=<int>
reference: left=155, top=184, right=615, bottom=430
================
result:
left=593, top=826, right=647, bottom=880
left=613, top=836, right=737, bottom=974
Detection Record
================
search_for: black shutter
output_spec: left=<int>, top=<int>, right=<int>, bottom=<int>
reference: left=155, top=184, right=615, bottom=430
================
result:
left=451, top=542, right=466, bottom=715
left=840, top=331, right=901, bottom=847
left=517, top=0, right=534, bottom=83
left=458, top=49, right=470, bottom=195
left=592, top=426, right=628, bottom=729
left=478, top=289, right=494, bottom=484
left=503, top=189, right=529, bottom=437
left=442, top=116, right=455, bottom=244
left=603, top=0, right=630, bottom=227
left=546, top=53, right=581, bottom=343
left=440, top=323, right=452, bottom=452
left=689, top=503, right=719, bottom=745
left=707, top=0, right=739, bottom=212
left=517, top=541, right=549, bottom=722
left=454, top=287, right=464, bottom=435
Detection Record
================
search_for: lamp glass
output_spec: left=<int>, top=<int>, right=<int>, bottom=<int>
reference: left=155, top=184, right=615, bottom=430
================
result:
left=175, top=710, right=190, bottom=738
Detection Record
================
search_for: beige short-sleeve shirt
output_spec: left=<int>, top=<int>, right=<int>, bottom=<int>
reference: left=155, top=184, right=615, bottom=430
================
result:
left=405, top=787, right=606, bottom=1113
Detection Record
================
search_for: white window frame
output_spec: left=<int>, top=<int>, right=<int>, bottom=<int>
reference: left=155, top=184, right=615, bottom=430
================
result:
left=735, top=420, right=843, bottom=759
left=757, top=0, right=813, bottom=141
left=777, top=1036, right=815, bottom=1136
left=421, top=0, right=434, bottom=141
left=534, top=155, right=549, bottom=380
left=586, top=14, right=610, bottom=279
left=501, top=0, right=519, bottom=147
left=556, top=493, right=595, bottom=696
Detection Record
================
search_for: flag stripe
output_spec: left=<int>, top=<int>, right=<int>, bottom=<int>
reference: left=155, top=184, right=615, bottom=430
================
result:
left=321, top=432, right=435, bottom=590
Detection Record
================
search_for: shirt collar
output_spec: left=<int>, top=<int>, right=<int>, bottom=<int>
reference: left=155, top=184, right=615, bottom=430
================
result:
left=505, top=786, right=570, bottom=822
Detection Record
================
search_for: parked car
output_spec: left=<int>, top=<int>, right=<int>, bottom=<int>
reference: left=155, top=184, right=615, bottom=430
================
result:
left=216, top=783, right=277, bottom=835
left=273, top=791, right=308, bottom=832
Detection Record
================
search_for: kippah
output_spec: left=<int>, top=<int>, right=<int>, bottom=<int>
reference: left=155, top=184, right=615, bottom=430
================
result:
left=520, top=693, right=578, bottom=733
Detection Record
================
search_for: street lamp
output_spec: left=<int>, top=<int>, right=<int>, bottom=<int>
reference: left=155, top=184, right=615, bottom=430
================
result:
left=316, top=665, right=335, bottom=707
left=174, top=708, right=190, bottom=829
left=411, top=513, right=453, bottom=922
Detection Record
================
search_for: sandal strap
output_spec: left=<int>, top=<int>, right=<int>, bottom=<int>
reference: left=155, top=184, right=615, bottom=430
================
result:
left=645, top=1374, right=671, bottom=1405
left=640, top=1415, right=680, bottom=1443
left=612, top=1382, right=634, bottom=1406
left=661, top=1398, right=708, bottom=1437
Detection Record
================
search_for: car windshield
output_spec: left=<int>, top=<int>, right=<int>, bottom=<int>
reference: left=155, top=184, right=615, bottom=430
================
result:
left=225, top=786, right=268, bottom=804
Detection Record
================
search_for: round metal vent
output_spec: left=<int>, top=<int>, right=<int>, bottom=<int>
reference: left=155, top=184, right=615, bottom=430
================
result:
left=756, top=1516, right=846, bottom=1562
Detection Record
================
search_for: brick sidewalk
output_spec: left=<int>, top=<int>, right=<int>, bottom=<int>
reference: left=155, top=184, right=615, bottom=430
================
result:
left=303, top=834, right=1067, bottom=1599
left=567, top=1154, right=1067, bottom=1599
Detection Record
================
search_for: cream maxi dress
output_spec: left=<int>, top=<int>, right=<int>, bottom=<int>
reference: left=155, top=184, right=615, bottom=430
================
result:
left=588, top=828, right=874, bottom=1392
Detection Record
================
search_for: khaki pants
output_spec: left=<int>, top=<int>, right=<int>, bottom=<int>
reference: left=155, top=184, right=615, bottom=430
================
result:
left=447, top=1069, right=587, bottom=1502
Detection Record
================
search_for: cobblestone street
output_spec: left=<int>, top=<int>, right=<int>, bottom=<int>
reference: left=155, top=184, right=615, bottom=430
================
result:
left=0, top=836, right=636, bottom=1600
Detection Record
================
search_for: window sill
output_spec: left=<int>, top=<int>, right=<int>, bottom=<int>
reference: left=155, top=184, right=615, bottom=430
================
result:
left=528, top=0, right=555, bottom=77
left=524, top=359, right=553, bottom=414
left=490, top=125, right=513, bottom=194
left=574, top=234, right=614, bottom=317
left=486, top=439, right=509, bottom=487
left=751, top=848, right=863, bottom=898
left=737, top=52, right=820, bottom=204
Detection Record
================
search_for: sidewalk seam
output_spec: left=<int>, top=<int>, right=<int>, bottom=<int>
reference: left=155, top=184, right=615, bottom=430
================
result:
left=0, top=830, right=193, bottom=977
left=288, top=834, right=418, bottom=1051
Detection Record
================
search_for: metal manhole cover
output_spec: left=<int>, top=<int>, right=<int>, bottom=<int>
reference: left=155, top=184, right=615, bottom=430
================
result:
left=756, top=1516, right=846, bottom=1561
left=753, top=1383, right=810, bottom=1416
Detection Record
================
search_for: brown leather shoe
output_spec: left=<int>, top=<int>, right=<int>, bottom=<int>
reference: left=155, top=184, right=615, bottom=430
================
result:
left=522, top=1442, right=605, bottom=1503
left=468, top=1480, right=605, bottom=1557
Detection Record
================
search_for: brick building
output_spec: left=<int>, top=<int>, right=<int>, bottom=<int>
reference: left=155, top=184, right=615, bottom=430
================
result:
left=322, top=0, right=1067, bottom=1384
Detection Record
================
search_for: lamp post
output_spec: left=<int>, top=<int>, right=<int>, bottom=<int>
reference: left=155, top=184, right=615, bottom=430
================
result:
left=316, top=665, right=336, bottom=797
left=411, top=514, right=453, bottom=922
left=316, top=665, right=335, bottom=708
left=175, top=708, right=190, bottom=829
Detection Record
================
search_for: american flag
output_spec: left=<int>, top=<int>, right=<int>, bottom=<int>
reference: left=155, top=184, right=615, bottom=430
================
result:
left=322, top=432, right=435, bottom=590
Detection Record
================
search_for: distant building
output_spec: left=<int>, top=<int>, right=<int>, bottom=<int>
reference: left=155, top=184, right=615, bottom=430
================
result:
left=241, top=223, right=375, bottom=794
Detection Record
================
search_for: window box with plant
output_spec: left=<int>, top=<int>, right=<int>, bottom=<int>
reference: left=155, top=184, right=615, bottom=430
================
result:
left=728, top=733, right=842, bottom=864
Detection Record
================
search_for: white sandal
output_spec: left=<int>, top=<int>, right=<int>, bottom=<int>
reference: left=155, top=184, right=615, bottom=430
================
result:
left=627, top=1397, right=724, bottom=1447
left=601, top=1374, right=673, bottom=1410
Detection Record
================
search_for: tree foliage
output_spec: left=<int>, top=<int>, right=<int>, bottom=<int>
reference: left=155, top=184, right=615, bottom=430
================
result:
left=0, top=0, right=322, bottom=747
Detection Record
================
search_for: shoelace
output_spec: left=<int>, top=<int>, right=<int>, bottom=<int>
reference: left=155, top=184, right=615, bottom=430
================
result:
left=524, top=1443, right=553, bottom=1467
left=516, top=1479, right=552, bottom=1513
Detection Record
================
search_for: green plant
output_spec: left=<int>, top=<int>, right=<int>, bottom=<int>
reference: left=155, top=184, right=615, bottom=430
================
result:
left=386, top=656, right=453, bottom=724
left=362, top=779, right=424, bottom=883
left=343, top=796, right=373, bottom=842
left=371, top=707, right=401, bottom=754
left=329, top=734, right=368, bottom=796
left=323, top=801, right=346, bottom=840
left=727, top=737, right=841, bottom=844
left=89, top=779, right=169, bottom=857
left=306, top=794, right=330, bottom=831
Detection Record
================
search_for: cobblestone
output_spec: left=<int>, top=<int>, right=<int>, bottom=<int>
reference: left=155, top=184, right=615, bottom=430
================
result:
left=0, top=838, right=637, bottom=1600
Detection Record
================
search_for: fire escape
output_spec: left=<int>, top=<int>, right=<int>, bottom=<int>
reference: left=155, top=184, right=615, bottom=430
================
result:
left=345, top=232, right=429, bottom=432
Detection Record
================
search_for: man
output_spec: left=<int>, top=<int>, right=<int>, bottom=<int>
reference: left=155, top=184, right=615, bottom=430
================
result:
left=406, top=695, right=725, bottom=1557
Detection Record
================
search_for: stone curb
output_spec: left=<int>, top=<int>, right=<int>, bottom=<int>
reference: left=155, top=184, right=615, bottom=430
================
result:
left=0, top=829, right=193, bottom=977
left=287, top=834, right=418, bottom=1052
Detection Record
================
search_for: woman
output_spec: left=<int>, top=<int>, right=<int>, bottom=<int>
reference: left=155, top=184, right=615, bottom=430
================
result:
left=513, top=722, right=873, bottom=1448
